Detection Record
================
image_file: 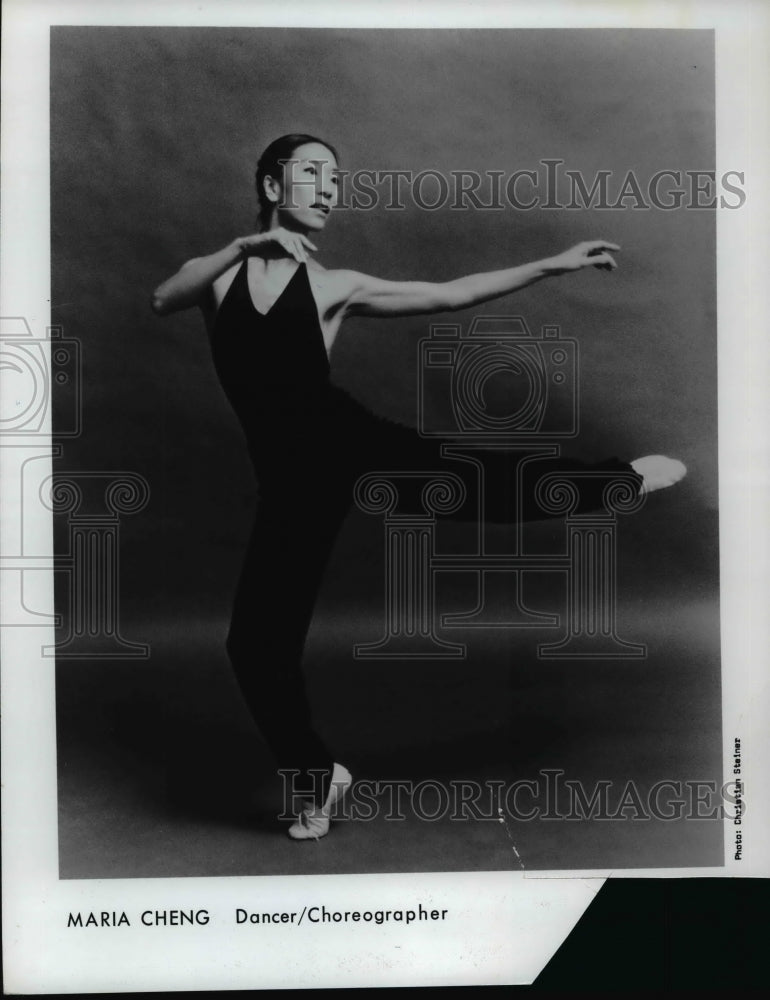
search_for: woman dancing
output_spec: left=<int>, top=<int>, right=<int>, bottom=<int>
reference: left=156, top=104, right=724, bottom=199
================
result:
left=151, top=133, right=686, bottom=841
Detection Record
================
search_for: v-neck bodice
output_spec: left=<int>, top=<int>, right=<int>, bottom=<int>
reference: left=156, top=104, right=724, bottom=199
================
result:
left=209, top=256, right=339, bottom=473
left=243, top=259, right=304, bottom=318
left=212, top=258, right=330, bottom=393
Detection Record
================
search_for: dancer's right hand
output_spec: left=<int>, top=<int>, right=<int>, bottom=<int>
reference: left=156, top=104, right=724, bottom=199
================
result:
left=235, top=228, right=318, bottom=264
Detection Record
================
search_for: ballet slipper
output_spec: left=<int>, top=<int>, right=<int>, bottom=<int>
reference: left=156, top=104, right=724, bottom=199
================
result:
left=287, top=762, right=353, bottom=841
left=630, top=455, right=687, bottom=495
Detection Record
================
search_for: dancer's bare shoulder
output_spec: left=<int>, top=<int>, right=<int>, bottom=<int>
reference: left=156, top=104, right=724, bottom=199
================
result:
left=306, top=261, right=421, bottom=320
left=306, top=260, right=365, bottom=320
left=307, top=261, right=456, bottom=318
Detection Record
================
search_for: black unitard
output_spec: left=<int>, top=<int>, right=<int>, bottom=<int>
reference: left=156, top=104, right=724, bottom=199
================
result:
left=209, top=259, right=643, bottom=807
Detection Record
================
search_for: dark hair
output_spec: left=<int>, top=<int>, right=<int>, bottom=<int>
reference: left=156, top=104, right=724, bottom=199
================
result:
left=254, top=133, right=339, bottom=229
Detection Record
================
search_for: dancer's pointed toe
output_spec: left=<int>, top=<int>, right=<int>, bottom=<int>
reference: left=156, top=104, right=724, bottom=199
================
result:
left=631, top=455, right=687, bottom=495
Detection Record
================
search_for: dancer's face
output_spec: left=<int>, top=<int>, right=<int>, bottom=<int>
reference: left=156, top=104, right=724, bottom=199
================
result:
left=268, top=142, right=340, bottom=234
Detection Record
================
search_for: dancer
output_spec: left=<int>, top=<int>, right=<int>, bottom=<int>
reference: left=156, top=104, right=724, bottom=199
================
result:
left=151, top=133, right=685, bottom=840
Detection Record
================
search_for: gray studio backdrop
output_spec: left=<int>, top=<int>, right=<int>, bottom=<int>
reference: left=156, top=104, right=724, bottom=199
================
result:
left=51, top=27, right=722, bottom=876
left=51, top=28, right=717, bottom=618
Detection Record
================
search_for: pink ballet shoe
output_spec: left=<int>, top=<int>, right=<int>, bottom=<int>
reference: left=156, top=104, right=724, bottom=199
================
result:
left=287, top=762, right=353, bottom=841
left=630, top=455, right=687, bottom=495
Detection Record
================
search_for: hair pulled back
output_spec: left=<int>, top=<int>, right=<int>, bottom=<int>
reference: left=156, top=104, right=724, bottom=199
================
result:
left=254, top=133, right=339, bottom=229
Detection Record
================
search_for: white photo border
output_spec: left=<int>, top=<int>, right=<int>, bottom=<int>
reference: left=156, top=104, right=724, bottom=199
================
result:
left=1, top=0, right=768, bottom=992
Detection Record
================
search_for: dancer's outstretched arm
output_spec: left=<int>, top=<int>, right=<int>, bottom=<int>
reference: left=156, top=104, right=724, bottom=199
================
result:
left=340, top=240, right=619, bottom=318
left=339, top=240, right=688, bottom=496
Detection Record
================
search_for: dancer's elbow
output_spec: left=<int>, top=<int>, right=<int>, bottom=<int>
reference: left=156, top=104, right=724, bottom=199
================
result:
left=150, top=290, right=172, bottom=316
left=150, top=282, right=185, bottom=316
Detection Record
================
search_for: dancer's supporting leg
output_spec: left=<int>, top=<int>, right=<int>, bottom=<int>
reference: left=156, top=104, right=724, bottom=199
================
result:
left=224, top=481, right=351, bottom=821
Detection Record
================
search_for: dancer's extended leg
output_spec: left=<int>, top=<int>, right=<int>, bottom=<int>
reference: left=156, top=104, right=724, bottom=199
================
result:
left=332, top=389, right=687, bottom=519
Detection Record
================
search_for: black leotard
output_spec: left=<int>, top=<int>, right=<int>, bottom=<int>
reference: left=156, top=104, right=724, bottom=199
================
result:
left=211, top=259, right=334, bottom=475
left=209, top=256, right=643, bottom=809
left=211, top=257, right=401, bottom=504
left=209, top=258, right=382, bottom=807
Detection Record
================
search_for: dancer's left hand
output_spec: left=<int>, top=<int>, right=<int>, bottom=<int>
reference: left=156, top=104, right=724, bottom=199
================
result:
left=548, top=240, right=620, bottom=274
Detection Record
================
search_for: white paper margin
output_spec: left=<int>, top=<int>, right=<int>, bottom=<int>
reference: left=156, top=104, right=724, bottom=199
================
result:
left=2, top=0, right=768, bottom=993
